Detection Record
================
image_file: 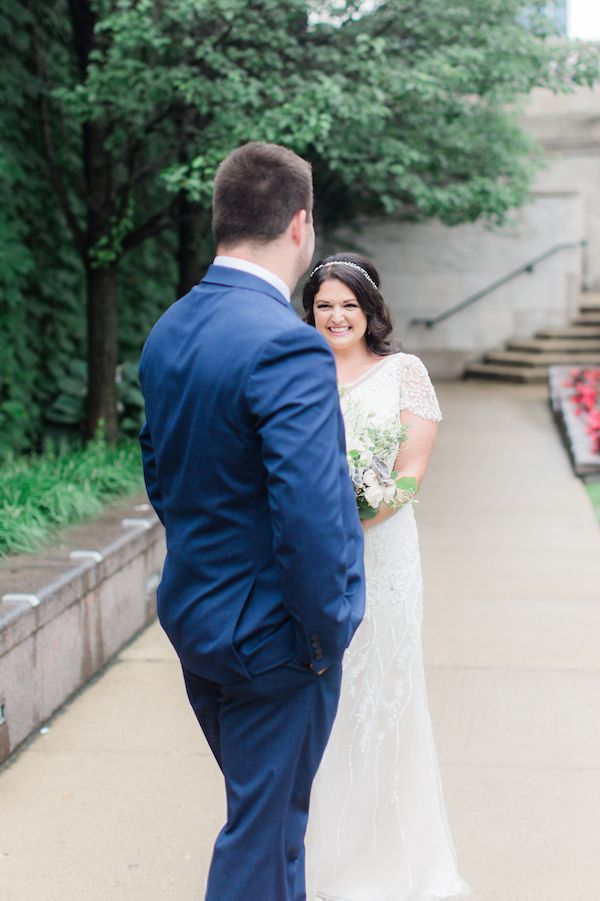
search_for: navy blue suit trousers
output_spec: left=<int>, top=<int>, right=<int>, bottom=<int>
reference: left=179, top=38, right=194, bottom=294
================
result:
left=184, top=660, right=342, bottom=901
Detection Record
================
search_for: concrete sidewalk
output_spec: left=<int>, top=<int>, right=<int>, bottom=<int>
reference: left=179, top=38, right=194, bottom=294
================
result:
left=1, top=382, right=599, bottom=901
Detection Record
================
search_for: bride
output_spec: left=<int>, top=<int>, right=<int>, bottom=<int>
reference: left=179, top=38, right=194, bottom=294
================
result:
left=301, top=253, right=469, bottom=901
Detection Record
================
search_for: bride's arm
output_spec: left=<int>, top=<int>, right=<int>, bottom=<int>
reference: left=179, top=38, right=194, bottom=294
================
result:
left=361, top=410, right=438, bottom=531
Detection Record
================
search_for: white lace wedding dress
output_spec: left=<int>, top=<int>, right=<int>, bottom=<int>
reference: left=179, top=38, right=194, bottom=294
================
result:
left=305, top=353, right=469, bottom=901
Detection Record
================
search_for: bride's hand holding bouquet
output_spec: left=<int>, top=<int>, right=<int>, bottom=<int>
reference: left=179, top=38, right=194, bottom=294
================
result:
left=345, top=419, right=418, bottom=524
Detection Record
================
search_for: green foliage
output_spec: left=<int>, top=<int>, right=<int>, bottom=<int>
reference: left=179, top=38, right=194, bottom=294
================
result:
left=0, top=3, right=87, bottom=458
left=0, top=436, right=144, bottom=556
left=52, top=0, right=596, bottom=246
left=1, top=0, right=598, bottom=458
left=156, top=0, right=599, bottom=228
left=0, top=145, right=37, bottom=458
left=586, top=483, right=600, bottom=524
left=304, top=0, right=599, bottom=227
left=0, top=8, right=40, bottom=458
left=1, top=0, right=180, bottom=458
left=90, top=200, right=136, bottom=268
left=117, top=362, right=146, bottom=437
left=45, top=359, right=146, bottom=439
left=117, top=229, right=179, bottom=363
left=45, top=360, right=88, bottom=432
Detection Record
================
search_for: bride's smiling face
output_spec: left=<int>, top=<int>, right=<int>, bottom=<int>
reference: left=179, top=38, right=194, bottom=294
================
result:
left=313, top=279, right=368, bottom=350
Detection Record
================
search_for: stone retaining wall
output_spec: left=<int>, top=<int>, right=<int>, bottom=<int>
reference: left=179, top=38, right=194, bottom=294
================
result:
left=0, top=496, right=165, bottom=765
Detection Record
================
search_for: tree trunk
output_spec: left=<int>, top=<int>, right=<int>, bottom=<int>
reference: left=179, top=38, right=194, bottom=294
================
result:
left=85, top=261, right=118, bottom=442
left=177, top=193, right=207, bottom=296
left=82, top=98, right=119, bottom=440
left=68, top=2, right=120, bottom=442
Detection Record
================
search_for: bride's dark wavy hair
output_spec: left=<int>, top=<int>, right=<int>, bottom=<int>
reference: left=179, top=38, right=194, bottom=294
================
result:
left=301, top=252, right=400, bottom=356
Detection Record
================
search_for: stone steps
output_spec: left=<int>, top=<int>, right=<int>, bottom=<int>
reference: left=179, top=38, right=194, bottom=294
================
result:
left=573, top=314, right=600, bottom=326
left=464, top=292, right=600, bottom=381
left=536, top=325, right=600, bottom=339
left=578, top=291, right=600, bottom=312
left=507, top=338, right=600, bottom=353
left=484, top=350, right=600, bottom=367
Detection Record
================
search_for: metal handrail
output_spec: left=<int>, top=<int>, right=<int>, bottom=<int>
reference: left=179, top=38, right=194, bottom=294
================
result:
left=410, top=239, right=587, bottom=329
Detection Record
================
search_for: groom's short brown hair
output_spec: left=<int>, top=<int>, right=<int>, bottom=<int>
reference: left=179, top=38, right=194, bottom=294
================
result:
left=212, top=142, right=313, bottom=248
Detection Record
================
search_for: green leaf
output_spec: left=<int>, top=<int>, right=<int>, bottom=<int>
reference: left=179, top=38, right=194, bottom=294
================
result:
left=395, top=476, right=418, bottom=493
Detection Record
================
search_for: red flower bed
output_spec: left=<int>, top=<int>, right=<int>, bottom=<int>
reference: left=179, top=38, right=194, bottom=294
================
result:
left=563, top=367, right=600, bottom=453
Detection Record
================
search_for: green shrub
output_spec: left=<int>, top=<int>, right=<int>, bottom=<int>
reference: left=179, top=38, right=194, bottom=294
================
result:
left=0, top=436, right=144, bottom=556
left=587, top=483, right=600, bottom=524
left=45, top=359, right=146, bottom=441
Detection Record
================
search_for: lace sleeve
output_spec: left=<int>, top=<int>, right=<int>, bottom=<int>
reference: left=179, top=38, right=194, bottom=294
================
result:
left=398, top=355, right=442, bottom=422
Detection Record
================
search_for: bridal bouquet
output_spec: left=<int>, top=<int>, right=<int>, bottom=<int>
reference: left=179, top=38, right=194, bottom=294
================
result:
left=345, top=419, right=418, bottom=520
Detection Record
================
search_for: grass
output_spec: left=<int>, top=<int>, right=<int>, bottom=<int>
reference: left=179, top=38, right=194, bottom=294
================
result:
left=0, top=437, right=144, bottom=557
left=586, top=482, right=600, bottom=524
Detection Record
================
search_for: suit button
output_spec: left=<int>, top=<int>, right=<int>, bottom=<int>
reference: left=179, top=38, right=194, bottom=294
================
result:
left=315, top=651, right=324, bottom=660
left=310, top=634, right=318, bottom=641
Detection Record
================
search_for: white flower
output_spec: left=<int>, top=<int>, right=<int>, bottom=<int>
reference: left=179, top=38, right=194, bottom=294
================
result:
left=383, top=484, right=397, bottom=504
left=347, top=430, right=366, bottom=450
left=364, top=484, right=384, bottom=508
left=362, top=468, right=378, bottom=487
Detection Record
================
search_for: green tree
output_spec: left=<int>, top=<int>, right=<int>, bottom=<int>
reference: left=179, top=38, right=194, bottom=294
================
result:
left=301, top=0, right=599, bottom=227
left=6, top=0, right=598, bottom=446
left=19, top=0, right=335, bottom=440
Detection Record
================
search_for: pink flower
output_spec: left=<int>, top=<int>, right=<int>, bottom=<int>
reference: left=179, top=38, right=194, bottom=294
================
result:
left=566, top=367, right=600, bottom=454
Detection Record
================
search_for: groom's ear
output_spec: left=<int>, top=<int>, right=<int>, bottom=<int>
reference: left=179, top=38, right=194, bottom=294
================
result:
left=289, top=209, right=309, bottom=247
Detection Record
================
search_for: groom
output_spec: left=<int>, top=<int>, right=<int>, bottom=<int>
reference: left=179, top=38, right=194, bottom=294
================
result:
left=138, top=142, right=365, bottom=900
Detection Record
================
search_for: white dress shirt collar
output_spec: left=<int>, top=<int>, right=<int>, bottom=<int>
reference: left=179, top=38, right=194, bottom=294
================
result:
left=213, top=255, right=291, bottom=303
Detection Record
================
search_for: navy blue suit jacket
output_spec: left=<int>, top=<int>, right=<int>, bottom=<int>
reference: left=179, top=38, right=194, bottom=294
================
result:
left=139, top=265, right=365, bottom=683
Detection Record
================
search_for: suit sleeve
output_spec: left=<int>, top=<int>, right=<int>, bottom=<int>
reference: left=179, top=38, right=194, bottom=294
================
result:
left=139, top=418, right=165, bottom=526
left=246, top=326, right=364, bottom=670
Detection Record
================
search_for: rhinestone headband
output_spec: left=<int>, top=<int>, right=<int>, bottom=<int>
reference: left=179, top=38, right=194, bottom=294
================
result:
left=310, top=260, right=378, bottom=289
